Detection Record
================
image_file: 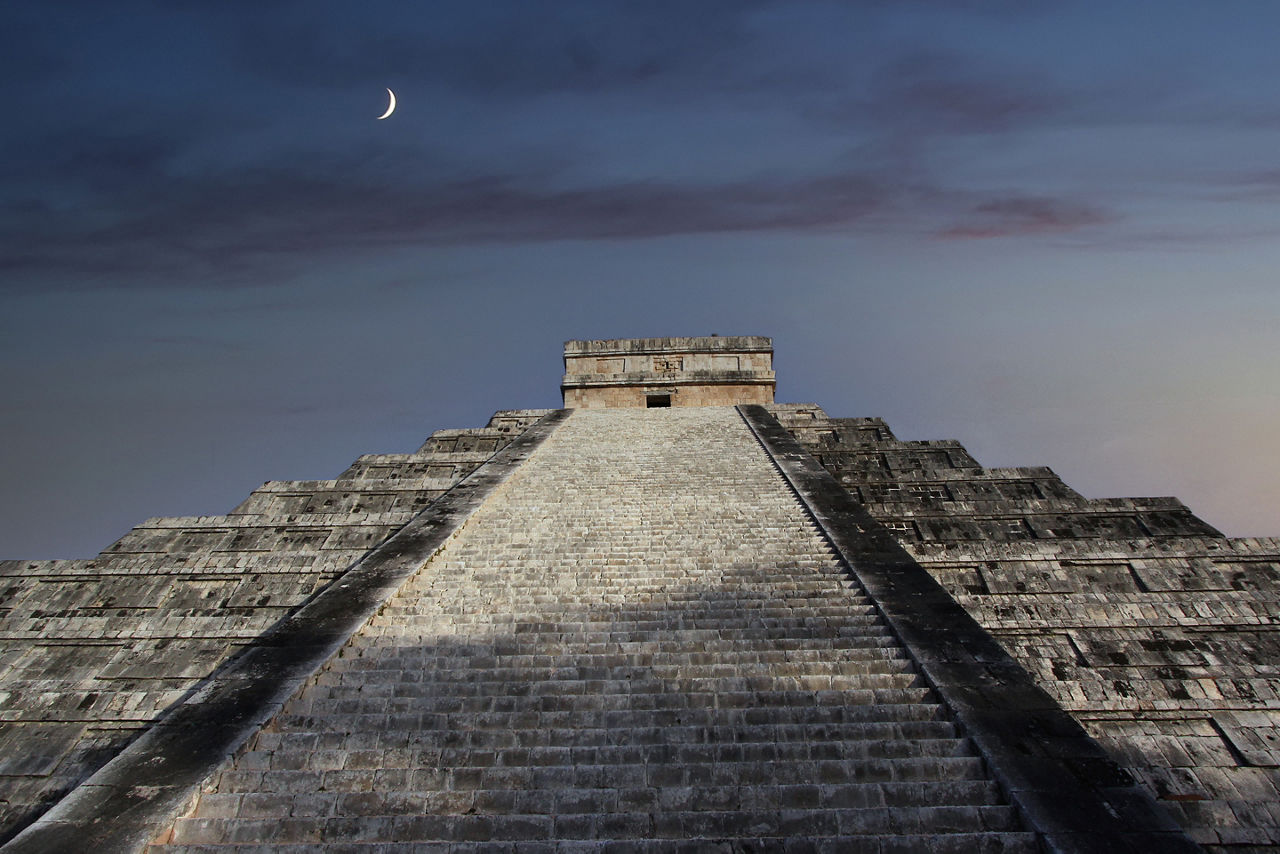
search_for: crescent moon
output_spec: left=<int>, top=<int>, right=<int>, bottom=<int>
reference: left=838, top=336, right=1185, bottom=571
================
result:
left=376, top=88, right=396, bottom=120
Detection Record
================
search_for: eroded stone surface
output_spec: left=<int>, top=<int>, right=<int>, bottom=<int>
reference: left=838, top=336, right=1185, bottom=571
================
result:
left=0, top=411, right=551, bottom=843
left=562, top=336, right=775, bottom=408
left=2, top=336, right=1276, bottom=852
left=772, top=403, right=1280, bottom=851
left=148, top=408, right=1033, bottom=851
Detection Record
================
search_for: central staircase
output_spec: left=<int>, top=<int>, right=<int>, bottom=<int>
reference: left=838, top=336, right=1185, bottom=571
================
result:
left=152, top=407, right=1034, bottom=852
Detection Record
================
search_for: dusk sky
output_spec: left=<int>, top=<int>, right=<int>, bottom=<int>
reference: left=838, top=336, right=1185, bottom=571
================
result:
left=3, top=1, right=1279, bottom=557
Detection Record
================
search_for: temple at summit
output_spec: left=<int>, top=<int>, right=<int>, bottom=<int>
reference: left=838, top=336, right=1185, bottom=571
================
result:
left=1, top=336, right=1277, bottom=852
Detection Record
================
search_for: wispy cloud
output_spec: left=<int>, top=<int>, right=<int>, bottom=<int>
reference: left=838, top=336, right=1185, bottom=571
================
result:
left=867, top=52, right=1066, bottom=134
left=0, top=165, right=903, bottom=284
left=1205, top=169, right=1280, bottom=201
left=937, top=195, right=1113, bottom=239
left=801, top=49, right=1071, bottom=143
left=3, top=148, right=1135, bottom=284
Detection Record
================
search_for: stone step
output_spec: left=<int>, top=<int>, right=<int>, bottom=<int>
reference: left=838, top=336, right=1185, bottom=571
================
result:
left=374, top=600, right=876, bottom=615
left=422, top=558, right=844, bottom=567
left=232, top=738, right=979, bottom=772
left=371, top=606, right=879, bottom=618
left=374, top=587, right=865, bottom=599
left=359, top=618, right=895, bottom=636
left=363, top=619, right=889, bottom=634
left=274, top=690, right=941, bottom=722
left=206, top=755, right=993, bottom=800
left=155, top=835, right=1041, bottom=853
left=246, top=720, right=966, bottom=752
left=263, top=700, right=952, bottom=736
left=191, top=779, right=1008, bottom=821
left=232, top=736, right=983, bottom=769
left=204, top=763, right=993, bottom=809
left=231, top=756, right=988, bottom=790
left=376, top=593, right=873, bottom=605
left=327, top=635, right=907, bottom=655
left=307, top=663, right=921, bottom=690
left=169, top=804, right=1021, bottom=844
left=307, top=665, right=919, bottom=691
left=290, top=686, right=929, bottom=713
left=395, top=570, right=850, bottom=581
left=305, top=647, right=912, bottom=675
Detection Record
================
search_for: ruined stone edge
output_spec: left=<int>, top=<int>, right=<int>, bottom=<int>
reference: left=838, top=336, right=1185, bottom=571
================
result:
left=1, top=409, right=573, bottom=854
left=738, top=404, right=1202, bottom=854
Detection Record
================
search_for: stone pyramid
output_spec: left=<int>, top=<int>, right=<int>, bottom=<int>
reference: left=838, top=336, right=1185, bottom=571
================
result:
left=1, top=337, right=1276, bottom=852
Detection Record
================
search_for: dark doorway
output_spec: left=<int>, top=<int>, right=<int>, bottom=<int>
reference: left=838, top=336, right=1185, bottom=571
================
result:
left=646, top=395, right=671, bottom=408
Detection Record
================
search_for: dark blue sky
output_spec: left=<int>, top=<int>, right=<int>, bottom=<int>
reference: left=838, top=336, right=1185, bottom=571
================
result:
left=3, top=1, right=1278, bottom=556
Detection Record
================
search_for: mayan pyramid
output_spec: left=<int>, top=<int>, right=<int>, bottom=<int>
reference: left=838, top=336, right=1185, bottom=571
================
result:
left=1, top=336, right=1276, bottom=852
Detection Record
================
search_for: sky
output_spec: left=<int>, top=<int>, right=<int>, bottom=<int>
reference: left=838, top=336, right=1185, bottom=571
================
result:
left=2, top=0, right=1278, bottom=558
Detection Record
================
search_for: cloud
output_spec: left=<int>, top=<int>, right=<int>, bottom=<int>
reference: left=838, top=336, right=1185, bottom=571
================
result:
left=3, top=155, right=1128, bottom=285
left=802, top=49, right=1069, bottom=143
left=221, top=1, right=1033, bottom=105
left=1206, top=169, right=1280, bottom=201
left=0, top=96, right=1128, bottom=287
left=226, top=0, right=774, bottom=97
left=937, top=195, right=1113, bottom=239
left=0, top=3, right=1203, bottom=286
left=0, top=165, right=902, bottom=285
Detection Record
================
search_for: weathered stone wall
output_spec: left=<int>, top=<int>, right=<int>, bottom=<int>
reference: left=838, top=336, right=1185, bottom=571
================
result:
left=563, top=381, right=774, bottom=409
left=772, top=403, right=1280, bottom=851
left=562, top=336, right=775, bottom=408
left=0, top=410, right=550, bottom=843
left=562, top=350, right=773, bottom=377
